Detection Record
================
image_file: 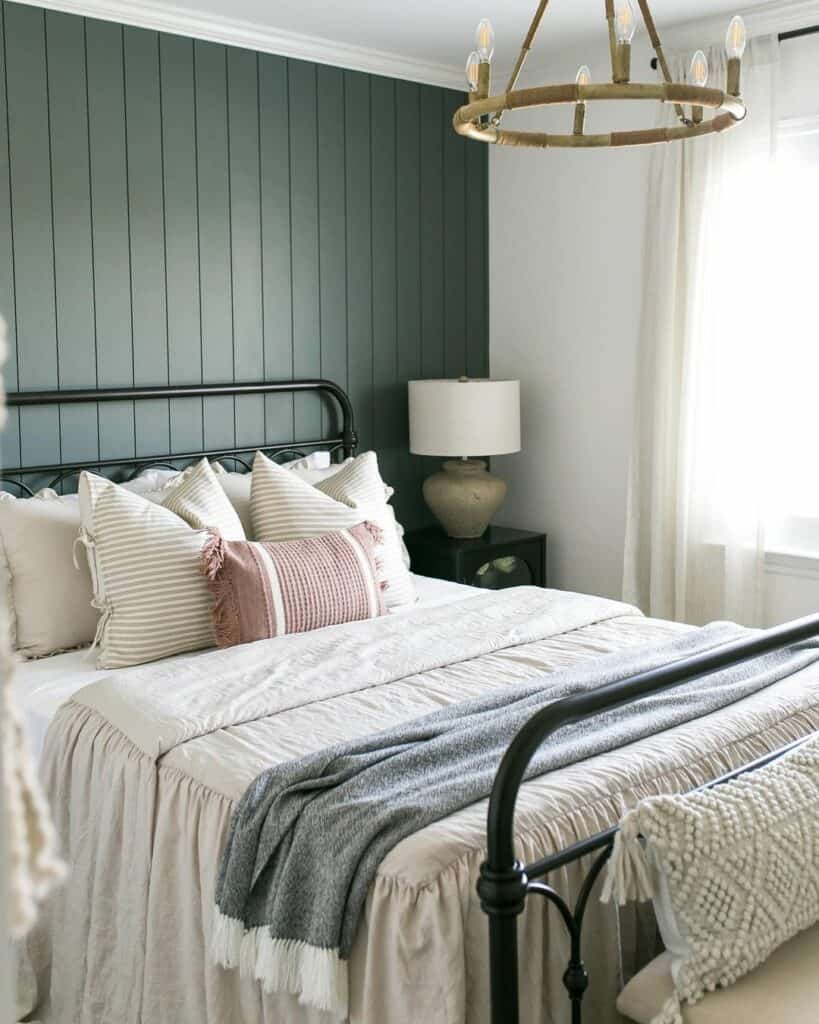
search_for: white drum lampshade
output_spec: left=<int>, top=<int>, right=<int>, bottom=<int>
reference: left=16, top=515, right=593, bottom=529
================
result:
left=408, top=379, right=521, bottom=539
left=408, top=379, right=521, bottom=458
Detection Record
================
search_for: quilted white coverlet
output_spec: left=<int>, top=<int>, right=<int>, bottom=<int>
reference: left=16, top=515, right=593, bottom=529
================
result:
left=16, top=588, right=819, bottom=1024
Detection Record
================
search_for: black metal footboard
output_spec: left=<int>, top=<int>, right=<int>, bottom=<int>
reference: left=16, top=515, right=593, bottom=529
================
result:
left=478, top=612, right=819, bottom=1024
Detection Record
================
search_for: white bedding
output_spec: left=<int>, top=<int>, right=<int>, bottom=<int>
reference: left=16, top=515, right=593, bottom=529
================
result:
left=17, top=584, right=819, bottom=1024
left=13, top=573, right=478, bottom=761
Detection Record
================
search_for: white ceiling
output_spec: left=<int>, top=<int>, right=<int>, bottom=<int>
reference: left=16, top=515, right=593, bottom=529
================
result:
left=170, top=0, right=770, bottom=67
left=20, top=0, right=819, bottom=87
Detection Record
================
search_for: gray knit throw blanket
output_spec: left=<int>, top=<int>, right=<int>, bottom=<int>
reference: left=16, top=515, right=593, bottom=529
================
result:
left=211, top=622, right=819, bottom=1018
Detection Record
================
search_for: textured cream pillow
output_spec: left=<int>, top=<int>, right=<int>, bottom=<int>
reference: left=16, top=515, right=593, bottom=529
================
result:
left=0, top=490, right=98, bottom=657
left=78, top=465, right=245, bottom=668
left=603, top=736, right=819, bottom=1024
left=251, top=450, right=415, bottom=608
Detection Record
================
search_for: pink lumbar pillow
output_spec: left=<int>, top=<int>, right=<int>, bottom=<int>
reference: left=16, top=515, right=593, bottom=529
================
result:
left=202, top=523, right=386, bottom=648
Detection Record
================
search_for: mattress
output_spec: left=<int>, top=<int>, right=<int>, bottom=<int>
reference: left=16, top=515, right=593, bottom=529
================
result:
left=12, top=573, right=478, bottom=762
left=17, top=585, right=819, bottom=1024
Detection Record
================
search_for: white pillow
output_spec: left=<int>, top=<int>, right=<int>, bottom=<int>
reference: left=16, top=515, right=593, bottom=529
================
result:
left=78, top=472, right=220, bottom=668
left=122, top=467, right=181, bottom=494
left=250, top=450, right=415, bottom=609
left=0, top=490, right=98, bottom=657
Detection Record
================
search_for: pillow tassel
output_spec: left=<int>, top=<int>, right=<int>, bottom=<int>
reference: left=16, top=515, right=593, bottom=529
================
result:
left=202, top=527, right=226, bottom=581
left=600, top=811, right=654, bottom=905
left=201, top=528, right=242, bottom=649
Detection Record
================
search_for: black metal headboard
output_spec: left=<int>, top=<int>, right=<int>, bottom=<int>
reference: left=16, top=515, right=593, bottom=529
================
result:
left=1, top=379, right=357, bottom=495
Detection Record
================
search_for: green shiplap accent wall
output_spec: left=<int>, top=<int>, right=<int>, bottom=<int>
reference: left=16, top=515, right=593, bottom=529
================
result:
left=0, top=2, right=488, bottom=528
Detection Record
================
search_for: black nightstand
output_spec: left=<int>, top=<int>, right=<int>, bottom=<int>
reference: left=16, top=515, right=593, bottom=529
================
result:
left=405, top=525, right=547, bottom=590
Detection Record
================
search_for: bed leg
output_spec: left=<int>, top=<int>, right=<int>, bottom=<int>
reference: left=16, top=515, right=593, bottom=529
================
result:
left=478, top=861, right=528, bottom=1024
left=564, top=958, right=589, bottom=1024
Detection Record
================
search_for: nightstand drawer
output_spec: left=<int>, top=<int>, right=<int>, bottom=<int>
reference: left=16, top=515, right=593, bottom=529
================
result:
left=405, top=526, right=547, bottom=590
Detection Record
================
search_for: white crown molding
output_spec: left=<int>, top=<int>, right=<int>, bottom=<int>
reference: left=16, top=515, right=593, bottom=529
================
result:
left=660, top=0, right=819, bottom=51
left=6, top=0, right=465, bottom=90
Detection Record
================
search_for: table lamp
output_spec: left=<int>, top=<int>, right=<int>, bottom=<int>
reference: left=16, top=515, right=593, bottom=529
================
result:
left=408, top=378, right=521, bottom=539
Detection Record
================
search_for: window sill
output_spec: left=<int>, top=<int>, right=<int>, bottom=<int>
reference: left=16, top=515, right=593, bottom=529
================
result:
left=764, top=549, right=819, bottom=580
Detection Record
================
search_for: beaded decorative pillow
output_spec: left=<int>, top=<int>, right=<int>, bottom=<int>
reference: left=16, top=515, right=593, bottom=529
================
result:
left=602, top=735, right=819, bottom=1024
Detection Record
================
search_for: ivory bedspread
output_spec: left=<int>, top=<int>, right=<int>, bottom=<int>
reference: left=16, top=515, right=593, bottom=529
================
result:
left=16, top=588, right=819, bottom=1024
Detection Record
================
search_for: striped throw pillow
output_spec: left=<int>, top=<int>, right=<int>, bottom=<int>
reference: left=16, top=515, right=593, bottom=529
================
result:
left=78, top=472, right=222, bottom=668
left=202, top=524, right=386, bottom=648
left=160, top=458, right=245, bottom=541
left=250, top=450, right=416, bottom=609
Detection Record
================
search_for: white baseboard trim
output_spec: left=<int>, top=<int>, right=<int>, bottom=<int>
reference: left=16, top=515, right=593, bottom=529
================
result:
left=5, top=0, right=464, bottom=90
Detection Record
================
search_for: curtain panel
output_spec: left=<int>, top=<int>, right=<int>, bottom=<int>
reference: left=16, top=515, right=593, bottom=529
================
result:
left=623, top=37, right=780, bottom=626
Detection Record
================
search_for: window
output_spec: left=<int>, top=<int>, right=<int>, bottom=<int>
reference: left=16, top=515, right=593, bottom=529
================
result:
left=763, top=117, right=819, bottom=556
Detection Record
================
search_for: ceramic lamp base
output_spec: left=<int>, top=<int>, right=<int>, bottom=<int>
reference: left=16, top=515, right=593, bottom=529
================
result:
left=422, top=459, right=507, bottom=539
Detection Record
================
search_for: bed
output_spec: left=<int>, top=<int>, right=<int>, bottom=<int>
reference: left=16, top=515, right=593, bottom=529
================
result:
left=6, top=380, right=819, bottom=1024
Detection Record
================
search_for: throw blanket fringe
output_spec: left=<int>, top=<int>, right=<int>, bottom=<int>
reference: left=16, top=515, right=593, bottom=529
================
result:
left=599, top=809, right=655, bottom=905
left=211, top=907, right=347, bottom=1015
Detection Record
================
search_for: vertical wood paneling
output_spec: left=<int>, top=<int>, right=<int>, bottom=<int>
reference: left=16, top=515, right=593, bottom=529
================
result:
left=86, top=18, right=134, bottom=461
left=259, top=53, right=293, bottom=445
left=195, top=39, right=234, bottom=451
left=371, top=76, right=399, bottom=486
left=466, top=132, right=489, bottom=379
left=125, top=25, right=169, bottom=457
left=316, top=65, right=347, bottom=438
left=160, top=33, right=203, bottom=454
left=419, top=86, right=445, bottom=381
left=443, top=90, right=467, bottom=379
left=288, top=60, right=320, bottom=442
left=0, top=3, right=488, bottom=530
left=227, top=47, right=263, bottom=448
left=45, top=11, right=96, bottom=469
left=395, top=81, right=424, bottom=526
left=5, top=4, right=60, bottom=475
left=0, top=2, right=20, bottom=473
left=344, top=71, right=373, bottom=455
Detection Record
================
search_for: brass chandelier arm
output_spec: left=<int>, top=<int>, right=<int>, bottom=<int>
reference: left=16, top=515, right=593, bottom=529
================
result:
left=605, top=0, right=618, bottom=80
left=504, top=0, right=552, bottom=96
left=634, top=0, right=686, bottom=122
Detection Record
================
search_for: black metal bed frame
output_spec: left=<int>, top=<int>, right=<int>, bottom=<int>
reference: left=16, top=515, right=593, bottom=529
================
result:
left=479, top=611, right=819, bottom=1024
left=0, top=379, right=357, bottom=493
left=4, top=378, right=819, bottom=1024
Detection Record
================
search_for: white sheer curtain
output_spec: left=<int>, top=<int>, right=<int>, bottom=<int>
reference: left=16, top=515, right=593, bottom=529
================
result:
left=623, top=37, right=780, bottom=626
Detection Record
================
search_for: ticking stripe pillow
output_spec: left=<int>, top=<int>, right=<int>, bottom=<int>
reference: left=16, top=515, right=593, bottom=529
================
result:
left=202, top=524, right=386, bottom=648
left=251, top=450, right=415, bottom=609
left=78, top=472, right=218, bottom=668
left=160, top=458, right=245, bottom=541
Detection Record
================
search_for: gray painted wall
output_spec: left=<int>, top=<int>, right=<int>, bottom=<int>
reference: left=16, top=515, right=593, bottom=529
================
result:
left=0, top=2, right=488, bottom=528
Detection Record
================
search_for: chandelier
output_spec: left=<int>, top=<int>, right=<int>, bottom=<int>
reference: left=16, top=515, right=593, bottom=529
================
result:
left=453, top=1, right=748, bottom=149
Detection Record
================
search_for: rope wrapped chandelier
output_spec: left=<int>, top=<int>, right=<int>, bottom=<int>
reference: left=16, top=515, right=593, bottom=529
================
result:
left=453, top=1, right=748, bottom=149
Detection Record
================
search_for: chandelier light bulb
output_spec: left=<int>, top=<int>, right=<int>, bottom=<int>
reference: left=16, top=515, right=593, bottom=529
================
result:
left=466, top=51, right=481, bottom=91
left=689, top=50, right=709, bottom=88
left=614, top=0, right=637, bottom=44
left=475, top=18, right=495, bottom=62
left=575, top=65, right=591, bottom=88
left=725, top=15, right=747, bottom=59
